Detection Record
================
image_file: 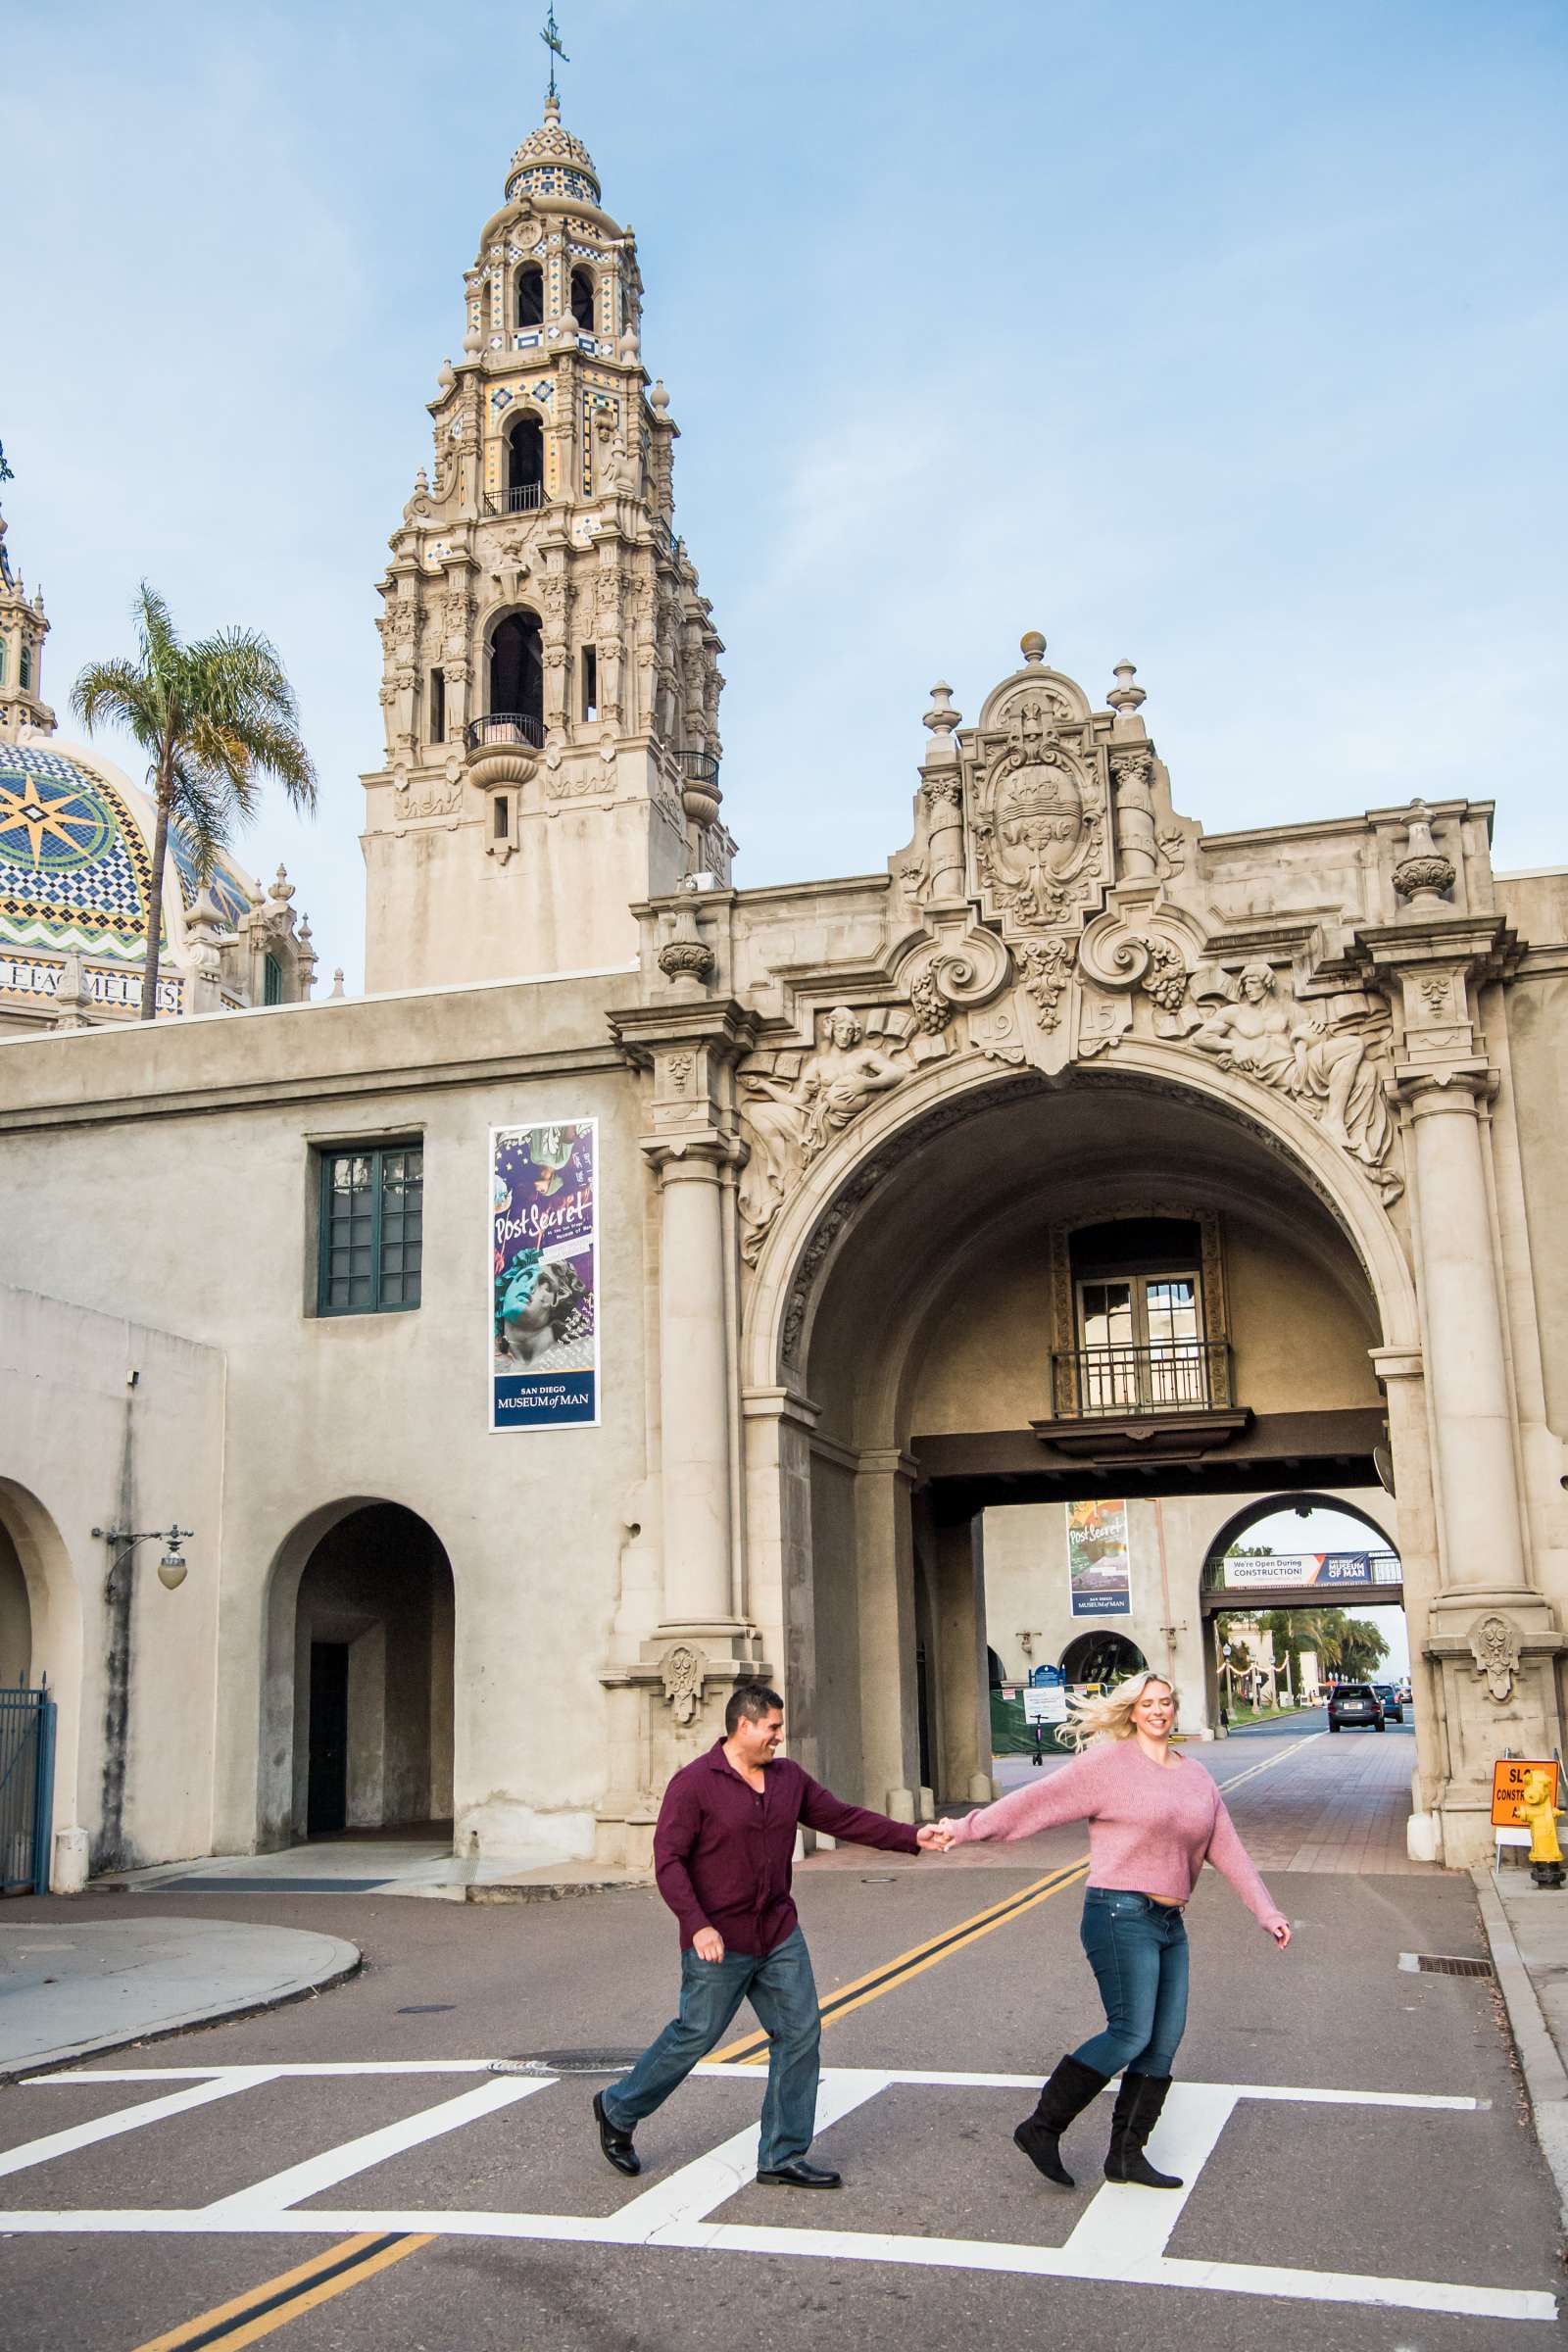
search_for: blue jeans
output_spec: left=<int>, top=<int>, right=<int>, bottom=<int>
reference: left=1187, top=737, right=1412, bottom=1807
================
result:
left=602, top=1926, right=821, bottom=2171
left=1072, top=1888, right=1190, bottom=2078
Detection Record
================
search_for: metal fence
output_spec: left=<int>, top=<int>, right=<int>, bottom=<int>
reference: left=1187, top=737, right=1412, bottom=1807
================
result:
left=0, top=1682, right=56, bottom=1896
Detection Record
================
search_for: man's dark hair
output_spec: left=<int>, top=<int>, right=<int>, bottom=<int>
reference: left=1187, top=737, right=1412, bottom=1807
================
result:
left=724, top=1683, right=785, bottom=1736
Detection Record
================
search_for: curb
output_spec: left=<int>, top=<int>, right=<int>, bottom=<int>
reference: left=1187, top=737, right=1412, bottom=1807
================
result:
left=464, top=1876, right=650, bottom=1905
left=1, top=1936, right=362, bottom=2084
left=1471, top=1862, right=1568, bottom=2222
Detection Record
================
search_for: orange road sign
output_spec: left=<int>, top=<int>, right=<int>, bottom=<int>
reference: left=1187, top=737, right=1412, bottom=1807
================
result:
left=1492, top=1757, right=1559, bottom=1828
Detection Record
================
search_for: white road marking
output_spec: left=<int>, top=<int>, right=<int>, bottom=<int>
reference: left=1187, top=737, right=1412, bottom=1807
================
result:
left=3, top=2064, right=1552, bottom=2323
left=610, top=2068, right=887, bottom=2246
left=0, top=2068, right=280, bottom=2181
left=202, top=2075, right=548, bottom=2216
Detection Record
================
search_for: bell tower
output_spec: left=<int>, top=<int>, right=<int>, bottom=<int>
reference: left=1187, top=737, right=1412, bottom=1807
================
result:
left=362, top=95, right=733, bottom=992
left=0, top=506, right=55, bottom=745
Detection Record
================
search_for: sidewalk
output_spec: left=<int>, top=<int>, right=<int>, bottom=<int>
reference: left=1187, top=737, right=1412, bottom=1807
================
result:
left=95, top=1838, right=649, bottom=1904
left=1474, top=1861, right=1568, bottom=2223
left=0, top=1915, right=360, bottom=2080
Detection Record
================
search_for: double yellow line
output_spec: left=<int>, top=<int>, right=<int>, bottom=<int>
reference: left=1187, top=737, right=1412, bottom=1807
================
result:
left=131, top=1854, right=1089, bottom=2346
left=715, top=1854, right=1090, bottom=2063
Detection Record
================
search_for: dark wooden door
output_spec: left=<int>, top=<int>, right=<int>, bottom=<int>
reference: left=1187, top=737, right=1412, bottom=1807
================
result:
left=307, top=1642, right=349, bottom=1836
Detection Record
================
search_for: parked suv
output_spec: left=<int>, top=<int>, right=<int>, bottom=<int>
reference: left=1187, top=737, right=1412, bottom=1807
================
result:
left=1328, top=1682, right=1385, bottom=1733
left=1374, top=1684, right=1404, bottom=1723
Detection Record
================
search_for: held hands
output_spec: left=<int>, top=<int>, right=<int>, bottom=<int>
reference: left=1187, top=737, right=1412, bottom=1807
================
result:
left=692, top=1927, right=725, bottom=1964
left=1270, top=1921, right=1293, bottom=1949
left=917, top=1822, right=956, bottom=1852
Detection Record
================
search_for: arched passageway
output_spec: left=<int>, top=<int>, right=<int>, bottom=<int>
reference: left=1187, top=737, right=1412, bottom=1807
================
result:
left=0, top=1518, right=29, bottom=1686
left=1061, top=1630, right=1148, bottom=1685
left=760, top=1066, right=1414, bottom=1823
left=290, top=1503, right=454, bottom=1842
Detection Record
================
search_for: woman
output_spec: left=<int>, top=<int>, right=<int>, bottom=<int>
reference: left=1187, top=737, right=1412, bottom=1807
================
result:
left=938, top=1671, right=1290, bottom=2191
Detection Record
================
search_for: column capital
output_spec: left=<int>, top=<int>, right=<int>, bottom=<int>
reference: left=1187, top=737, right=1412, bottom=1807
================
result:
left=1369, top=1344, right=1423, bottom=1384
left=1392, top=1062, right=1498, bottom=1114
left=641, top=1130, right=744, bottom=1181
left=610, top=995, right=758, bottom=1073
left=1352, top=910, right=1522, bottom=984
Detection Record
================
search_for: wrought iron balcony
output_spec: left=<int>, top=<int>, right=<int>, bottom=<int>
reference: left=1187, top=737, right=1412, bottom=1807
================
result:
left=483, top=483, right=545, bottom=515
left=1049, top=1342, right=1230, bottom=1420
left=672, top=749, right=720, bottom=789
left=465, top=711, right=544, bottom=753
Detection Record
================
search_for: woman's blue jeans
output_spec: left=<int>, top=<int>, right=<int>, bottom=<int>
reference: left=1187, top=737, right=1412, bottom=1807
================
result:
left=1071, top=1888, right=1190, bottom=2078
left=601, top=1926, right=821, bottom=2171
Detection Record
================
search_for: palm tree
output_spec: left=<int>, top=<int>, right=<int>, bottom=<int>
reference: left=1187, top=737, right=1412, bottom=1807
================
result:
left=73, top=584, right=317, bottom=1020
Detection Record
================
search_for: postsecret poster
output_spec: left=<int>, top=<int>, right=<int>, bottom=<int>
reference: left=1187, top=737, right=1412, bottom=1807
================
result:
left=490, top=1120, right=599, bottom=1431
left=1067, top=1496, right=1132, bottom=1618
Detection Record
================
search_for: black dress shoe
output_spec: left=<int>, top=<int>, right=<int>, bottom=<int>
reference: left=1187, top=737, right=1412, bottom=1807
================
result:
left=593, top=2089, right=640, bottom=2177
left=755, top=2159, right=842, bottom=2188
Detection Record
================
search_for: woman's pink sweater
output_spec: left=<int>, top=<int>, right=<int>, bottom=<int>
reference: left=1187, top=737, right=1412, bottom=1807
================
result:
left=950, top=1739, right=1286, bottom=1935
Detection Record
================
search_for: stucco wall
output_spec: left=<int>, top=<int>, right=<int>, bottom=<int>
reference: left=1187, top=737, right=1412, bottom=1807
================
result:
left=0, top=1283, right=225, bottom=1875
left=0, top=973, right=651, bottom=1865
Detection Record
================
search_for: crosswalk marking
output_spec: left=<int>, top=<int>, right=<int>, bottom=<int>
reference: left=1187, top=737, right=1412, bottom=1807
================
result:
left=1, top=2063, right=1553, bottom=2325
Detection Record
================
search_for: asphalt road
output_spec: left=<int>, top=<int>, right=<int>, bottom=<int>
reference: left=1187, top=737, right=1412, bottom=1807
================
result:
left=0, top=1731, right=1557, bottom=2351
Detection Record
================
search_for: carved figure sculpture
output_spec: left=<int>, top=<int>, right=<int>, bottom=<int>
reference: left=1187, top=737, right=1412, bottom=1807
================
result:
left=1471, top=1611, right=1522, bottom=1702
left=737, top=1010, right=911, bottom=1263
left=796, top=1008, right=908, bottom=1164
left=1189, top=962, right=1394, bottom=1187
left=662, top=1643, right=706, bottom=1727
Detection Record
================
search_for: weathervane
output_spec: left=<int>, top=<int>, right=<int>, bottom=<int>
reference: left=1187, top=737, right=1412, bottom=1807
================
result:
left=541, top=4, right=569, bottom=104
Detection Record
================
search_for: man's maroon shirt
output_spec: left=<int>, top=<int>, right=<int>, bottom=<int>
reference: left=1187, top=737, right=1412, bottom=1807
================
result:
left=653, top=1740, right=921, bottom=1955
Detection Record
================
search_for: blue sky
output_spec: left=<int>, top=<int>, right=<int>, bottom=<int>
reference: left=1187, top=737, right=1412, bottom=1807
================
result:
left=7, top=0, right=1564, bottom=986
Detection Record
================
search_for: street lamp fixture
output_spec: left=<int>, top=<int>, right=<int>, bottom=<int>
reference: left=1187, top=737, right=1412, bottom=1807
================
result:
left=92, top=1523, right=196, bottom=1595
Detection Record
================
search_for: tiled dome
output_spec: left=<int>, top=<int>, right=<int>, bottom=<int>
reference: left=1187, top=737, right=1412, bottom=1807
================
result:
left=0, top=738, right=255, bottom=962
left=505, top=96, right=601, bottom=205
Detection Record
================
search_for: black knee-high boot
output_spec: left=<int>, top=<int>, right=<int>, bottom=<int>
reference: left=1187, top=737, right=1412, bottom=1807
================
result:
left=1012, top=2053, right=1110, bottom=2186
left=1104, top=2071, right=1184, bottom=2188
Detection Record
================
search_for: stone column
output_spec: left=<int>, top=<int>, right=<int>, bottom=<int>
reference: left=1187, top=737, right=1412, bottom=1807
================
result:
left=1401, top=1076, right=1525, bottom=1591
left=854, top=1448, right=921, bottom=1820
left=650, top=1139, right=735, bottom=1627
left=932, top=1513, right=996, bottom=1805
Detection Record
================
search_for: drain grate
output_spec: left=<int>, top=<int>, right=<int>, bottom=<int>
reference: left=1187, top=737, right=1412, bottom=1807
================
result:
left=1398, top=1950, right=1494, bottom=1979
left=489, top=2047, right=644, bottom=2077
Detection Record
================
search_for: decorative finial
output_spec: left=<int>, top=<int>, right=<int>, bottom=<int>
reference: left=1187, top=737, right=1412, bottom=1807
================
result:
left=922, top=682, right=961, bottom=737
left=1019, top=630, right=1047, bottom=665
left=541, top=4, right=569, bottom=106
left=437, top=357, right=455, bottom=390
left=1392, top=799, right=1457, bottom=909
left=269, top=862, right=296, bottom=906
left=329, top=967, right=346, bottom=1000
left=1106, top=659, right=1147, bottom=719
left=650, top=379, right=670, bottom=414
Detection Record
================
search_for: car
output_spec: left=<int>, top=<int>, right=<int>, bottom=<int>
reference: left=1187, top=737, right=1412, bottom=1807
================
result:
left=1374, top=1684, right=1404, bottom=1723
left=1328, top=1681, right=1385, bottom=1733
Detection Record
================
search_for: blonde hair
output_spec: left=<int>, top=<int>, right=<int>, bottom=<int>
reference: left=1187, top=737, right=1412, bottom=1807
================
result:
left=1061, top=1668, right=1178, bottom=1752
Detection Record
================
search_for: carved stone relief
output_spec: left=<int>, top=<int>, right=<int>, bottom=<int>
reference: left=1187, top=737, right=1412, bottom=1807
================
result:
left=737, top=1001, right=956, bottom=1265
left=1470, top=1612, right=1522, bottom=1702
left=969, top=693, right=1106, bottom=934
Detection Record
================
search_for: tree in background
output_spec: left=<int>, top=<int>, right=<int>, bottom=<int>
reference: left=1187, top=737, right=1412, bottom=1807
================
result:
left=73, top=584, right=317, bottom=1020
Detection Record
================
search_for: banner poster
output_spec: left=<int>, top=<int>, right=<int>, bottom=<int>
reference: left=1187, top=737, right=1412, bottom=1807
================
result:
left=1219, top=1552, right=1382, bottom=1590
left=490, top=1120, right=599, bottom=1432
left=1067, top=1497, right=1132, bottom=1618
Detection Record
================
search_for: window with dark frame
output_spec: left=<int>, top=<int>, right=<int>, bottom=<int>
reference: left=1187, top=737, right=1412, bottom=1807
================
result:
left=430, top=666, right=446, bottom=744
left=582, top=644, right=598, bottom=720
left=317, top=1143, right=423, bottom=1315
left=1067, top=1217, right=1208, bottom=1413
left=263, top=953, right=284, bottom=1005
left=493, top=795, right=509, bottom=839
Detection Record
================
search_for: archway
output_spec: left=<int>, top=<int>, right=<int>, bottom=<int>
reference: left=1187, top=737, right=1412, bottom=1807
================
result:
left=0, top=1479, right=83, bottom=1884
left=283, top=1502, right=454, bottom=1843
left=506, top=413, right=544, bottom=510
left=0, top=1518, right=28, bottom=1685
left=488, top=610, right=544, bottom=744
left=1200, top=1491, right=1405, bottom=1726
left=1061, top=1629, right=1148, bottom=1686
left=746, top=1062, right=1415, bottom=1824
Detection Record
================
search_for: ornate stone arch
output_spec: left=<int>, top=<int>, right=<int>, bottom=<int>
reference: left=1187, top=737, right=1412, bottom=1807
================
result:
left=741, top=1040, right=1419, bottom=1396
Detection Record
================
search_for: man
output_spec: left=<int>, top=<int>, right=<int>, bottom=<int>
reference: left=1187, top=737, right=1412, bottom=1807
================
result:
left=593, top=1683, right=950, bottom=2188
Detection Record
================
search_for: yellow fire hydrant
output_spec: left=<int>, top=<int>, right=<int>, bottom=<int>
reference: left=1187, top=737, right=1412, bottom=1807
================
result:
left=1520, top=1768, right=1565, bottom=1886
